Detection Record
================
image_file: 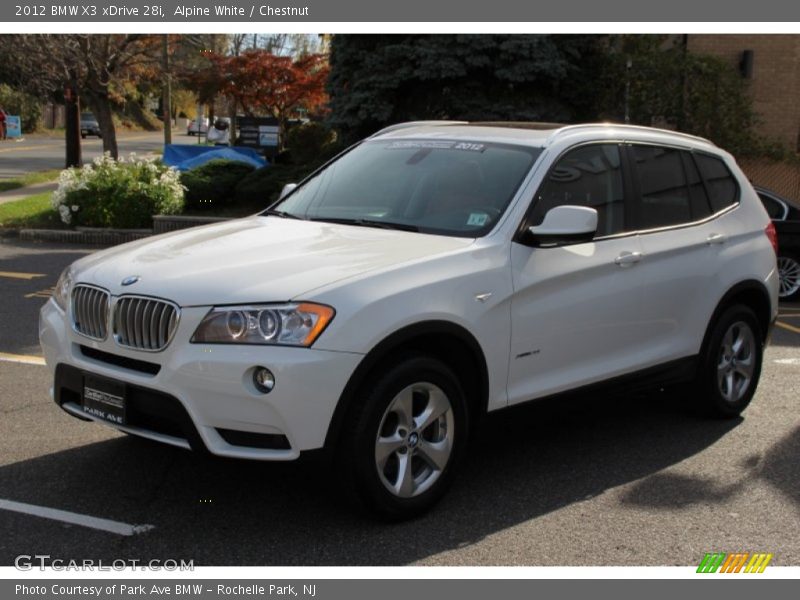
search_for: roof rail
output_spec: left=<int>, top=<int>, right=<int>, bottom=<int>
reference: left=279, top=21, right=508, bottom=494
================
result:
left=369, top=120, right=468, bottom=138
left=469, top=121, right=566, bottom=130
left=546, top=122, right=714, bottom=146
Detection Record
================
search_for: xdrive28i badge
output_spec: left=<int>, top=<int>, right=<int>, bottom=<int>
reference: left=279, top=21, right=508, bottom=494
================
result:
left=121, top=276, right=140, bottom=286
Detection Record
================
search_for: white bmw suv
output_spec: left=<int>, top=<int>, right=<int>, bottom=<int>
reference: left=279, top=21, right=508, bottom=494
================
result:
left=40, top=122, right=779, bottom=518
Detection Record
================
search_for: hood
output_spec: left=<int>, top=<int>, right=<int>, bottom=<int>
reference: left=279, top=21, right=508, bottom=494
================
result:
left=73, top=216, right=474, bottom=306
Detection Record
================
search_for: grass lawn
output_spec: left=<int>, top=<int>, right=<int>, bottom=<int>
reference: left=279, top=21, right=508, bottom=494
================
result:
left=0, top=192, right=65, bottom=229
left=0, top=169, right=61, bottom=193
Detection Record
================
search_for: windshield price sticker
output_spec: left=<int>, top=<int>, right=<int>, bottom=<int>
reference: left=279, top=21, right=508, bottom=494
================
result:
left=386, top=141, right=487, bottom=152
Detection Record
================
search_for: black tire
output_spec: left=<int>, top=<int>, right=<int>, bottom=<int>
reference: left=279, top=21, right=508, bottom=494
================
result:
left=693, top=304, right=763, bottom=418
left=81, top=134, right=86, bottom=139
left=338, top=355, right=470, bottom=520
left=777, top=253, right=800, bottom=301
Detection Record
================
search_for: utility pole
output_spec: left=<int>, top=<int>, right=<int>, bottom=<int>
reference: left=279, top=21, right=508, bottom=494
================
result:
left=624, top=58, right=632, bottom=124
left=162, top=34, right=172, bottom=146
left=64, top=74, right=82, bottom=168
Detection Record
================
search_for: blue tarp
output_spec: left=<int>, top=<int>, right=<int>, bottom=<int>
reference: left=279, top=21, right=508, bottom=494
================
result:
left=162, top=145, right=267, bottom=171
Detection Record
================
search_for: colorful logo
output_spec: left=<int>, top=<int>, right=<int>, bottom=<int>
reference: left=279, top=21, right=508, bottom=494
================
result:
left=697, top=552, right=773, bottom=573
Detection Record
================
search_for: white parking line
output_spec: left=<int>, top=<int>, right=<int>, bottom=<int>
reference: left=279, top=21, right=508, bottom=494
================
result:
left=773, top=358, right=800, bottom=365
left=0, top=352, right=45, bottom=366
left=0, top=499, right=154, bottom=536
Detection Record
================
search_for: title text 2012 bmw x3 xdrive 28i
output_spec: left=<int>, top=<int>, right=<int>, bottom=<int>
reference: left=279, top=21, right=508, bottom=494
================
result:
left=40, top=122, right=779, bottom=519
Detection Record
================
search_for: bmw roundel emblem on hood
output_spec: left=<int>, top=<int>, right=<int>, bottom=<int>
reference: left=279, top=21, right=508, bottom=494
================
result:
left=121, top=276, right=140, bottom=286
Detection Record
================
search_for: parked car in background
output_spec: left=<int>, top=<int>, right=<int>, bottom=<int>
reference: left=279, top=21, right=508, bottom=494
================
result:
left=187, top=117, right=208, bottom=136
left=755, top=186, right=800, bottom=300
left=40, top=122, right=779, bottom=519
left=79, top=113, right=101, bottom=139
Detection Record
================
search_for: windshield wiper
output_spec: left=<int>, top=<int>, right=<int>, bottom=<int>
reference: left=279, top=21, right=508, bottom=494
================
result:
left=264, top=209, right=305, bottom=220
left=310, top=217, right=419, bottom=232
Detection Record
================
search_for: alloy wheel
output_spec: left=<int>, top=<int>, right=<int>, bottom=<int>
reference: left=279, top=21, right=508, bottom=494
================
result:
left=716, top=321, right=756, bottom=404
left=374, top=382, right=454, bottom=498
left=777, top=256, right=800, bottom=298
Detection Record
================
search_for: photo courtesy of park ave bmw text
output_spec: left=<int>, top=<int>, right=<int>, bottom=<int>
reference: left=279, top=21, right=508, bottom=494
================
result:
left=0, top=0, right=798, bottom=595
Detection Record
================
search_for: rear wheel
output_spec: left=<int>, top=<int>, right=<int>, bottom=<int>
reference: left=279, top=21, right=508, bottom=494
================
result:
left=339, top=356, right=469, bottom=520
left=777, top=254, right=800, bottom=300
left=694, top=304, right=763, bottom=418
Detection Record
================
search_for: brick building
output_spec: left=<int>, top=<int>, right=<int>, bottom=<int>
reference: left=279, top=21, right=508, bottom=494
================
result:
left=687, top=35, right=800, bottom=151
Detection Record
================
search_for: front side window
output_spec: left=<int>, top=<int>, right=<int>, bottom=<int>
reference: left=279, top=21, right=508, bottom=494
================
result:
left=271, top=140, right=541, bottom=237
left=529, top=144, right=626, bottom=237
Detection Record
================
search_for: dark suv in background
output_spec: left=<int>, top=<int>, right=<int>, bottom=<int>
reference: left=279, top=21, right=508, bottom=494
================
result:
left=79, top=113, right=101, bottom=139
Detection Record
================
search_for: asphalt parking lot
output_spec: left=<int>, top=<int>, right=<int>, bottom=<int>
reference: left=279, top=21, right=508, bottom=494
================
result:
left=0, top=238, right=798, bottom=566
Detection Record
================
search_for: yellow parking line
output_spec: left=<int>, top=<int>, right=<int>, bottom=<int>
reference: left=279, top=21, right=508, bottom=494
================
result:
left=0, top=352, right=45, bottom=366
left=776, top=321, right=800, bottom=334
left=0, top=271, right=46, bottom=280
left=0, top=143, right=61, bottom=154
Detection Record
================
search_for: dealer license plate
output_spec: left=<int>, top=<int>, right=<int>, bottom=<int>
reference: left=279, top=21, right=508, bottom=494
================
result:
left=82, top=375, right=126, bottom=426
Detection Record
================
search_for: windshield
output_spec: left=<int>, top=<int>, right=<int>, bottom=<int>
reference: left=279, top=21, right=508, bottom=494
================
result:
left=270, top=139, right=541, bottom=237
left=80, top=114, right=96, bottom=121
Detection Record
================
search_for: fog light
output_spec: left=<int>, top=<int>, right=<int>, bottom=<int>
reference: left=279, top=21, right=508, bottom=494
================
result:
left=253, top=367, right=275, bottom=393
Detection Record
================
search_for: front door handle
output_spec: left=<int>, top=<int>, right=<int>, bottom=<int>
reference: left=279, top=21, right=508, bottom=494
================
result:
left=614, top=251, right=643, bottom=267
left=706, top=233, right=727, bottom=245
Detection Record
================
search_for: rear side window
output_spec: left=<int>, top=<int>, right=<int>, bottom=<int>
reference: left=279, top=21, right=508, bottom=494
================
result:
left=695, top=153, right=739, bottom=212
left=631, top=145, right=692, bottom=229
left=530, top=144, right=626, bottom=237
left=682, top=152, right=713, bottom=220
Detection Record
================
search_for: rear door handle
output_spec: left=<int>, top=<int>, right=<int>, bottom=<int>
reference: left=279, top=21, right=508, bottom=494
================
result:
left=614, top=251, right=642, bottom=267
left=706, top=233, right=727, bottom=245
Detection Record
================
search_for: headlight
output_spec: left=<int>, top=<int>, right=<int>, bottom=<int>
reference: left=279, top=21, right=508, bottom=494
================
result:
left=191, top=303, right=335, bottom=347
left=53, top=267, right=74, bottom=311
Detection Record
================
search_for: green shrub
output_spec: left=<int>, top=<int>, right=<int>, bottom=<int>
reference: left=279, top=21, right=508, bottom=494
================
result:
left=0, top=83, right=43, bottom=132
left=51, top=154, right=184, bottom=228
left=285, top=122, right=337, bottom=165
left=234, top=163, right=319, bottom=207
left=181, top=159, right=256, bottom=211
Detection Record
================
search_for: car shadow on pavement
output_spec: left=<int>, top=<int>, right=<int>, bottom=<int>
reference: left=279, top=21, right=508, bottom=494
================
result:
left=0, top=388, right=756, bottom=566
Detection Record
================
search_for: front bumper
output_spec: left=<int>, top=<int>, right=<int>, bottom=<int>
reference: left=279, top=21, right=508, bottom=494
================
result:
left=39, top=299, right=362, bottom=460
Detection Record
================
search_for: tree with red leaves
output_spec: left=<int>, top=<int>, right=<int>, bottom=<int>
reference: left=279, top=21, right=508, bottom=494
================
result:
left=215, top=50, right=329, bottom=132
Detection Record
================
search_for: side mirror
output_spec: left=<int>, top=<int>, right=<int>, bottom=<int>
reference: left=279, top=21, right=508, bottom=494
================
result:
left=279, top=183, right=297, bottom=199
left=527, top=205, right=598, bottom=246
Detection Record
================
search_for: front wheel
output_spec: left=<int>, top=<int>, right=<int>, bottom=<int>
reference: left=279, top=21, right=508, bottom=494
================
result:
left=339, top=356, right=469, bottom=520
left=693, top=304, right=763, bottom=418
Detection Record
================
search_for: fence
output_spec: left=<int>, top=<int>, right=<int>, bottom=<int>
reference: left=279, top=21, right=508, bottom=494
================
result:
left=738, top=157, right=800, bottom=202
left=42, top=103, right=65, bottom=129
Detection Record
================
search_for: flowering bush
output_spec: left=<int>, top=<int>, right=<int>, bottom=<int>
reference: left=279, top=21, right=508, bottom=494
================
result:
left=51, top=153, right=185, bottom=228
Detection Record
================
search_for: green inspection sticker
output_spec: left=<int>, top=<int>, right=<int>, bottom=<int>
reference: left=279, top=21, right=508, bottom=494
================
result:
left=467, top=213, right=489, bottom=226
